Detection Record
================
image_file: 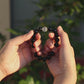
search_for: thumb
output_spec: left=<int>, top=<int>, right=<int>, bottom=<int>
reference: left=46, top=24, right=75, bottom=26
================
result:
left=57, top=26, right=71, bottom=47
left=11, top=30, right=34, bottom=46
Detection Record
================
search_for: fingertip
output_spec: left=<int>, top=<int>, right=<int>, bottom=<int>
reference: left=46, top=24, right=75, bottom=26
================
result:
left=37, top=51, right=42, bottom=56
left=57, top=26, right=64, bottom=35
left=36, top=33, right=41, bottom=40
left=49, top=33, right=54, bottom=39
left=29, top=30, right=34, bottom=35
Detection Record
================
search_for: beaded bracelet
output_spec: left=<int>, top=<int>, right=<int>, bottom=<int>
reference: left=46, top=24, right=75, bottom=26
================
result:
left=31, top=26, right=59, bottom=61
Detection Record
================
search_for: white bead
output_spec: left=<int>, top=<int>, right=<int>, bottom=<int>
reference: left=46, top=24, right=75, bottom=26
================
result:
left=42, top=27, right=48, bottom=32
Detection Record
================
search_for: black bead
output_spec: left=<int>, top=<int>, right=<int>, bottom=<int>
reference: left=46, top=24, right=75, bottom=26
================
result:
left=55, top=32, right=59, bottom=37
left=38, top=56, right=43, bottom=60
left=31, top=39, right=35, bottom=43
left=42, top=57, right=47, bottom=61
left=54, top=43, right=59, bottom=47
left=46, top=56, right=51, bottom=60
left=32, top=35, right=36, bottom=39
left=31, top=42, right=35, bottom=48
left=34, top=52, right=38, bottom=57
left=54, top=29, right=57, bottom=33
left=48, top=27, right=53, bottom=31
left=38, top=27, right=42, bottom=31
left=34, top=29, right=39, bottom=34
left=48, top=51, right=55, bottom=56
left=55, top=38, right=59, bottom=42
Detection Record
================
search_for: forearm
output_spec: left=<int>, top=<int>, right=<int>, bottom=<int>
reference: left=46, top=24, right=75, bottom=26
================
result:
left=53, top=74, right=77, bottom=84
left=0, top=61, right=7, bottom=81
left=0, top=68, right=6, bottom=81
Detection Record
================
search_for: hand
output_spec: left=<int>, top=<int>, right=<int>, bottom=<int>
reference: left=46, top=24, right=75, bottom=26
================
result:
left=0, top=30, right=41, bottom=81
left=44, top=26, right=77, bottom=84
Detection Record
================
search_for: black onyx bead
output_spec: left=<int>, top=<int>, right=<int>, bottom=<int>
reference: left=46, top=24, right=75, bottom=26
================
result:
left=31, top=39, right=35, bottom=43
left=54, top=43, right=59, bottom=47
left=42, top=57, right=47, bottom=61
left=48, top=27, right=53, bottom=31
left=38, top=27, right=42, bottom=31
left=46, top=56, right=51, bottom=60
left=34, top=52, right=38, bottom=57
left=48, top=51, right=55, bottom=56
left=34, top=29, right=39, bottom=34
left=31, top=43, right=35, bottom=48
left=55, top=32, right=59, bottom=37
left=54, top=29, right=57, bottom=33
left=38, top=56, right=43, bottom=60
left=55, top=38, right=59, bottom=42
left=32, top=35, right=35, bottom=39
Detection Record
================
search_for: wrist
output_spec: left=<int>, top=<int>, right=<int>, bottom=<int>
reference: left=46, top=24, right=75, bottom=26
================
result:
left=0, top=67, right=7, bottom=81
left=0, top=63, right=8, bottom=81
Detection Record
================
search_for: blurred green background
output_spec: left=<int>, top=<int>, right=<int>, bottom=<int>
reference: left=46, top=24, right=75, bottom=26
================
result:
left=0, top=0, right=84, bottom=84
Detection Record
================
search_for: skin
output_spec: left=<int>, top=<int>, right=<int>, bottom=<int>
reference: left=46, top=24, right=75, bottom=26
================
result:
left=0, top=30, right=41, bottom=81
left=0, top=26, right=77, bottom=84
left=44, top=26, right=77, bottom=84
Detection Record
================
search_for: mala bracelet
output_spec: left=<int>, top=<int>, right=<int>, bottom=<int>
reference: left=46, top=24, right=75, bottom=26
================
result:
left=31, top=26, right=59, bottom=61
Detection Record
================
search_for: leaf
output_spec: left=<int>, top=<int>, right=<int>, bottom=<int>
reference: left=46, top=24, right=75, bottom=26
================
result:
left=19, top=67, right=28, bottom=74
left=8, top=29, right=22, bottom=35
left=19, top=75, right=35, bottom=84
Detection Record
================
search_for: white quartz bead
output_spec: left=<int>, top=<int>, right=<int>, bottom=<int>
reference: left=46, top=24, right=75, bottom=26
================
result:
left=42, top=27, right=48, bottom=32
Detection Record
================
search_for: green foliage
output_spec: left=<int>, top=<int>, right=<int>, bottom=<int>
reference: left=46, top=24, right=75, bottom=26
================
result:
left=19, top=76, right=35, bottom=84
left=1, top=0, right=84, bottom=84
left=77, top=64, right=84, bottom=84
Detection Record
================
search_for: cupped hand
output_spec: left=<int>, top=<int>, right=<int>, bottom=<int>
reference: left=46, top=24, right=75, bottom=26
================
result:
left=0, top=30, right=41, bottom=80
left=43, top=26, right=77, bottom=84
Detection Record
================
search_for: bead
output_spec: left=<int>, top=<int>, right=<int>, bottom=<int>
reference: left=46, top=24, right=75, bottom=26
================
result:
left=34, top=52, right=38, bottom=57
left=42, top=27, right=48, bottom=32
left=54, top=43, right=59, bottom=47
left=46, top=56, right=51, bottom=60
left=48, top=51, right=55, bottom=56
left=32, top=35, right=36, bottom=39
left=42, top=57, right=47, bottom=61
left=34, top=29, right=39, bottom=34
left=54, top=29, right=57, bottom=33
left=38, top=56, right=43, bottom=60
left=55, top=32, right=59, bottom=37
left=31, top=39, right=35, bottom=43
left=48, top=27, right=53, bottom=31
left=38, top=27, right=42, bottom=31
left=55, top=38, right=59, bottom=42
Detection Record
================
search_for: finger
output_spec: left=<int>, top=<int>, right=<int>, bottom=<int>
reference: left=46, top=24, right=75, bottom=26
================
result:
left=11, top=30, right=34, bottom=46
left=57, top=26, right=71, bottom=47
left=46, top=39, right=58, bottom=53
left=44, top=46, right=51, bottom=54
left=37, top=51, right=42, bottom=56
left=33, top=40, right=41, bottom=47
left=35, top=45, right=42, bottom=52
left=43, top=39, right=54, bottom=54
left=49, top=33, right=55, bottom=39
left=36, top=33, right=41, bottom=40
left=46, top=39, right=54, bottom=49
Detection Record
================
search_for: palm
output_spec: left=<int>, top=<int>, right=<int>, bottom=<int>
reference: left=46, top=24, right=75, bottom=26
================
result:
left=1, top=42, right=33, bottom=75
left=46, top=49, right=63, bottom=77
